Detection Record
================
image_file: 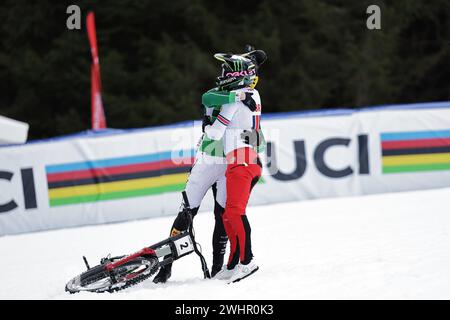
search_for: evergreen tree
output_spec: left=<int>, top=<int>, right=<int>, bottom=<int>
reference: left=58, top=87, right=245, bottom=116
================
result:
left=0, top=0, right=448, bottom=139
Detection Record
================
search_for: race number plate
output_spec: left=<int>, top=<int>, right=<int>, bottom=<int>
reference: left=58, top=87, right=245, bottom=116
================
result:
left=173, top=235, right=194, bottom=258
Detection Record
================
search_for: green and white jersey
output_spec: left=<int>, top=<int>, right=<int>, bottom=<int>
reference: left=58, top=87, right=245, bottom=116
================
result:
left=199, top=88, right=236, bottom=157
left=199, top=87, right=266, bottom=157
left=202, top=88, right=243, bottom=107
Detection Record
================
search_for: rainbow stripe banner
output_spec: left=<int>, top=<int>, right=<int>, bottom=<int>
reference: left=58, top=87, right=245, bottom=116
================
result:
left=381, top=130, right=450, bottom=174
left=46, top=149, right=195, bottom=206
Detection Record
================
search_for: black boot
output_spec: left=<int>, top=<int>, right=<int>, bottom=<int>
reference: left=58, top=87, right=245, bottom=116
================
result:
left=153, top=264, right=172, bottom=284
left=153, top=205, right=197, bottom=284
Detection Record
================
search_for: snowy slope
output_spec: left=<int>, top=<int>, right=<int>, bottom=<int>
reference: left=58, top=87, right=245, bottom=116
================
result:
left=1, top=187, right=450, bottom=300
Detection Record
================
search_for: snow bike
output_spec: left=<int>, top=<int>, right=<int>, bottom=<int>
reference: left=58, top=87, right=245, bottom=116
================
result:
left=65, top=194, right=210, bottom=293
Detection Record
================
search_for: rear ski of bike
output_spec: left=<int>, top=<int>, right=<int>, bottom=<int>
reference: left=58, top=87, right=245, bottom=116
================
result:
left=65, top=222, right=210, bottom=293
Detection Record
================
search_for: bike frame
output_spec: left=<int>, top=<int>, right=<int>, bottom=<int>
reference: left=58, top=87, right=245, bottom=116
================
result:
left=100, top=227, right=209, bottom=280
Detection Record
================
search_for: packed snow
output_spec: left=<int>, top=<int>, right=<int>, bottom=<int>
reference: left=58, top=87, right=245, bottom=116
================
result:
left=1, top=187, right=450, bottom=300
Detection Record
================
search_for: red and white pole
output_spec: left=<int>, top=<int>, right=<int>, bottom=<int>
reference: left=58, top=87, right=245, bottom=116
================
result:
left=86, top=11, right=107, bottom=130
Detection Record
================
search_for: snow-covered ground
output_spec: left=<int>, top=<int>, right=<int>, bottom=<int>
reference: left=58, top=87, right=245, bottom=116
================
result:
left=1, top=187, right=450, bottom=300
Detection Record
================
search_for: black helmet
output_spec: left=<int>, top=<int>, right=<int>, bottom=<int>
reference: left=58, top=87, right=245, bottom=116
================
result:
left=241, top=48, right=267, bottom=68
left=241, top=44, right=267, bottom=67
left=214, top=53, right=257, bottom=90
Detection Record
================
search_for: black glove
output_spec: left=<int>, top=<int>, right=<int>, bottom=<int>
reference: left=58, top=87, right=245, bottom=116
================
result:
left=241, top=92, right=257, bottom=111
left=202, top=115, right=212, bottom=133
left=241, top=129, right=260, bottom=148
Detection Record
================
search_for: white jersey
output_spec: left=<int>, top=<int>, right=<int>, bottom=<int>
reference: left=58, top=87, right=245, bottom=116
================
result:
left=204, top=87, right=261, bottom=155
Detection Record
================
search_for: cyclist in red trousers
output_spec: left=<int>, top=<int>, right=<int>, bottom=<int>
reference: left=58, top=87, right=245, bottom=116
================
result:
left=204, top=50, right=266, bottom=283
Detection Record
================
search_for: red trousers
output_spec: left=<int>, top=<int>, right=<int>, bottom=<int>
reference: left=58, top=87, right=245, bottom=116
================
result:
left=223, top=148, right=261, bottom=267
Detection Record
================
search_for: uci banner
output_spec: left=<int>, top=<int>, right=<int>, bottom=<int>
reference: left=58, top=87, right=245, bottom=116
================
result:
left=1, top=102, right=450, bottom=235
